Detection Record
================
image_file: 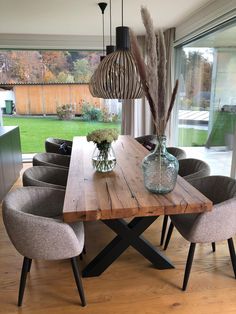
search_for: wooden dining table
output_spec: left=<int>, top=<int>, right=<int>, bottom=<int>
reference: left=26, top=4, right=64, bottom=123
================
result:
left=63, top=135, right=212, bottom=277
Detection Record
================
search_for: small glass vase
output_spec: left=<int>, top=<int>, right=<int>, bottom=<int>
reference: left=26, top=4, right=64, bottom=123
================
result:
left=92, top=142, right=116, bottom=172
left=142, top=135, right=179, bottom=194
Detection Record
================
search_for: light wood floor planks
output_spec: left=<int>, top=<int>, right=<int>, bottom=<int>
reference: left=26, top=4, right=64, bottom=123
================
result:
left=0, top=163, right=236, bottom=314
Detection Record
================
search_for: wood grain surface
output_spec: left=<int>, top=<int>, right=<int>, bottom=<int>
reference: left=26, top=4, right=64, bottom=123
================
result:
left=63, top=136, right=212, bottom=222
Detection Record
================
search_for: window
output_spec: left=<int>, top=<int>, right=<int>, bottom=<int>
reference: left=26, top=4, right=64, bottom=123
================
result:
left=0, top=49, right=121, bottom=153
left=175, top=20, right=236, bottom=175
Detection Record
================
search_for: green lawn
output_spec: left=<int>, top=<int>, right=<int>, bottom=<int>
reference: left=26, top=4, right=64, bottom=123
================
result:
left=3, top=115, right=209, bottom=153
left=178, top=128, right=208, bottom=147
left=3, top=116, right=121, bottom=153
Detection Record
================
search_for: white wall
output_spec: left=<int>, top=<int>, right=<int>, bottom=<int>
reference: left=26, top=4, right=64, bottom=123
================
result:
left=0, top=90, right=15, bottom=108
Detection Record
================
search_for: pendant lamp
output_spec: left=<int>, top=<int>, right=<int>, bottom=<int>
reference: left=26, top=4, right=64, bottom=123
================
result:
left=90, top=0, right=115, bottom=97
left=106, top=0, right=115, bottom=55
left=98, top=2, right=107, bottom=61
left=89, top=0, right=143, bottom=99
left=89, top=2, right=107, bottom=96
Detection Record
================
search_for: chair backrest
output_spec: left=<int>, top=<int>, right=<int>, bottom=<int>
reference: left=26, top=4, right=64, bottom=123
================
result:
left=45, top=137, right=72, bottom=155
left=2, top=187, right=84, bottom=260
left=33, top=152, right=70, bottom=169
left=23, top=166, right=68, bottom=190
left=190, top=175, right=236, bottom=204
left=178, top=158, right=210, bottom=181
left=166, top=147, right=186, bottom=160
left=135, top=135, right=156, bottom=146
left=135, top=135, right=186, bottom=159
left=185, top=176, right=236, bottom=243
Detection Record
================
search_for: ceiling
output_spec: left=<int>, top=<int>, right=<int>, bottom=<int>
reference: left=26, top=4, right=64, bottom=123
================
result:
left=0, top=0, right=212, bottom=36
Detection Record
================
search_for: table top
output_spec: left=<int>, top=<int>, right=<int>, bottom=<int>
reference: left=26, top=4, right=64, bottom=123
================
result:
left=63, top=135, right=212, bottom=222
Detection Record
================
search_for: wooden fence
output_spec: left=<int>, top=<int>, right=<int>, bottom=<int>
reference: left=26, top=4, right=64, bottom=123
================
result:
left=14, top=84, right=102, bottom=115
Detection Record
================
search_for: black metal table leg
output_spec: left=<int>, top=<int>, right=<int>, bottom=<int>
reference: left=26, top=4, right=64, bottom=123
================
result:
left=82, top=216, right=174, bottom=278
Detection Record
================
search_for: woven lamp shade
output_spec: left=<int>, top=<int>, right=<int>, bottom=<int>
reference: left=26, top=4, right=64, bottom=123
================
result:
left=89, top=71, right=99, bottom=97
left=89, top=27, right=143, bottom=99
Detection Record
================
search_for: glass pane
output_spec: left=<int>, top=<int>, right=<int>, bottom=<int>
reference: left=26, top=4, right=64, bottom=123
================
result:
left=176, top=20, right=236, bottom=175
left=0, top=49, right=121, bottom=154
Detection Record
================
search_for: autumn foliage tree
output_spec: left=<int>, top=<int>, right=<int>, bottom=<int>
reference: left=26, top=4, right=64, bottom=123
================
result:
left=0, top=50, right=102, bottom=84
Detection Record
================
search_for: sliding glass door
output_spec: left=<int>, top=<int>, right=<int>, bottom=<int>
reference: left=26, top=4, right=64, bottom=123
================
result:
left=175, top=20, right=236, bottom=176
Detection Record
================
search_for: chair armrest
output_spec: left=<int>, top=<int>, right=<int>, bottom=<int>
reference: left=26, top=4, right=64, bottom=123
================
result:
left=3, top=209, right=84, bottom=260
left=188, top=197, right=236, bottom=243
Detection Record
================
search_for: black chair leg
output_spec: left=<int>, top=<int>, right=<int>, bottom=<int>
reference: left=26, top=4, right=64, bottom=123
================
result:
left=228, top=238, right=236, bottom=278
left=18, top=257, right=32, bottom=306
left=80, top=245, right=87, bottom=260
left=160, top=215, right=168, bottom=246
left=182, top=243, right=196, bottom=291
left=27, top=259, right=32, bottom=272
left=70, top=257, right=86, bottom=306
left=164, top=222, right=174, bottom=250
left=211, top=242, right=216, bottom=252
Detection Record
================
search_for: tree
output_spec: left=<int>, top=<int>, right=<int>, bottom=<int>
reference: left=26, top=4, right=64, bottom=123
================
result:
left=185, top=50, right=212, bottom=98
left=40, top=51, right=69, bottom=76
left=73, top=59, right=92, bottom=83
left=57, top=71, right=75, bottom=83
left=43, top=68, right=56, bottom=82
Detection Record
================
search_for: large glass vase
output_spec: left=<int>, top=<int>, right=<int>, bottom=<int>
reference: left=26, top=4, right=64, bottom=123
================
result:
left=142, top=136, right=179, bottom=194
left=92, top=142, right=116, bottom=172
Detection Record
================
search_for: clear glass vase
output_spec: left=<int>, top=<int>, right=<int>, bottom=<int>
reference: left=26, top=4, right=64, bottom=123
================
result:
left=92, top=142, right=116, bottom=172
left=142, top=135, right=179, bottom=194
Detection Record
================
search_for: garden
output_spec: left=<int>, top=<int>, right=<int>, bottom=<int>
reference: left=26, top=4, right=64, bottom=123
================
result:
left=3, top=116, right=121, bottom=153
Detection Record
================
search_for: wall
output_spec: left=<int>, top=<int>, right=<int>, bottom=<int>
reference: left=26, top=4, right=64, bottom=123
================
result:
left=14, top=84, right=102, bottom=115
left=0, top=90, right=15, bottom=108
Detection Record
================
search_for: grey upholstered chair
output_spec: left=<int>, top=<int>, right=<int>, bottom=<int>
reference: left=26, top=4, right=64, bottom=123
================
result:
left=33, top=152, right=70, bottom=169
left=135, top=135, right=186, bottom=159
left=45, top=137, right=72, bottom=155
left=23, top=166, right=68, bottom=190
left=167, top=147, right=186, bottom=160
left=168, top=175, right=236, bottom=290
left=135, top=135, right=156, bottom=147
left=161, top=158, right=211, bottom=247
left=178, top=158, right=211, bottom=181
left=2, top=187, right=86, bottom=307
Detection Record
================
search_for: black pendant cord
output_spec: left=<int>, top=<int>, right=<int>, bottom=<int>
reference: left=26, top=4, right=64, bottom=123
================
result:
left=98, top=2, right=107, bottom=56
left=102, top=13, right=105, bottom=56
left=121, top=0, right=124, bottom=27
left=110, top=0, right=112, bottom=45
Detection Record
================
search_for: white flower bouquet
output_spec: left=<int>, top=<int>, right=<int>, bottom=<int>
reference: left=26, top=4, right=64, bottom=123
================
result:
left=87, top=129, right=118, bottom=172
left=87, top=128, right=118, bottom=146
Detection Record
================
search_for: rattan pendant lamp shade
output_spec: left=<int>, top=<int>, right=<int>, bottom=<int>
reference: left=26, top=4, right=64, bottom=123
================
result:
left=89, top=0, right=143, bottom=99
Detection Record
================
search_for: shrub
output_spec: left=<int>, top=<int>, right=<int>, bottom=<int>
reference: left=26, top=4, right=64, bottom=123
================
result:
left=100, top=107, right=111, bottom=122
left=56, top=104, right=75, bottom=120
left=81, top=102, right=102, bottom=121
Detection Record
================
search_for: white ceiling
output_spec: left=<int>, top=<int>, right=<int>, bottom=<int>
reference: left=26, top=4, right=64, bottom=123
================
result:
left=0, top=0, right=212, bottom=36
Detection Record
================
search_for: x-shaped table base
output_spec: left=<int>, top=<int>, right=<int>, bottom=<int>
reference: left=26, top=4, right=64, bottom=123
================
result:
left=82, top=216, right=174, bottom=278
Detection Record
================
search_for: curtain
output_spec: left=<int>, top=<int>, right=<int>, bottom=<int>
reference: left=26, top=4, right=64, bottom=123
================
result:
left=121, top=98, right=153, bottom=137
left=121, top=36, right=153, bottom=137
left=121, top=29, right=176, bottom=144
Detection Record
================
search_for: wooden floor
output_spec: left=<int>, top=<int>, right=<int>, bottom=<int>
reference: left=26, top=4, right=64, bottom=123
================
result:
left=1, top=164, right=236, bottom=314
